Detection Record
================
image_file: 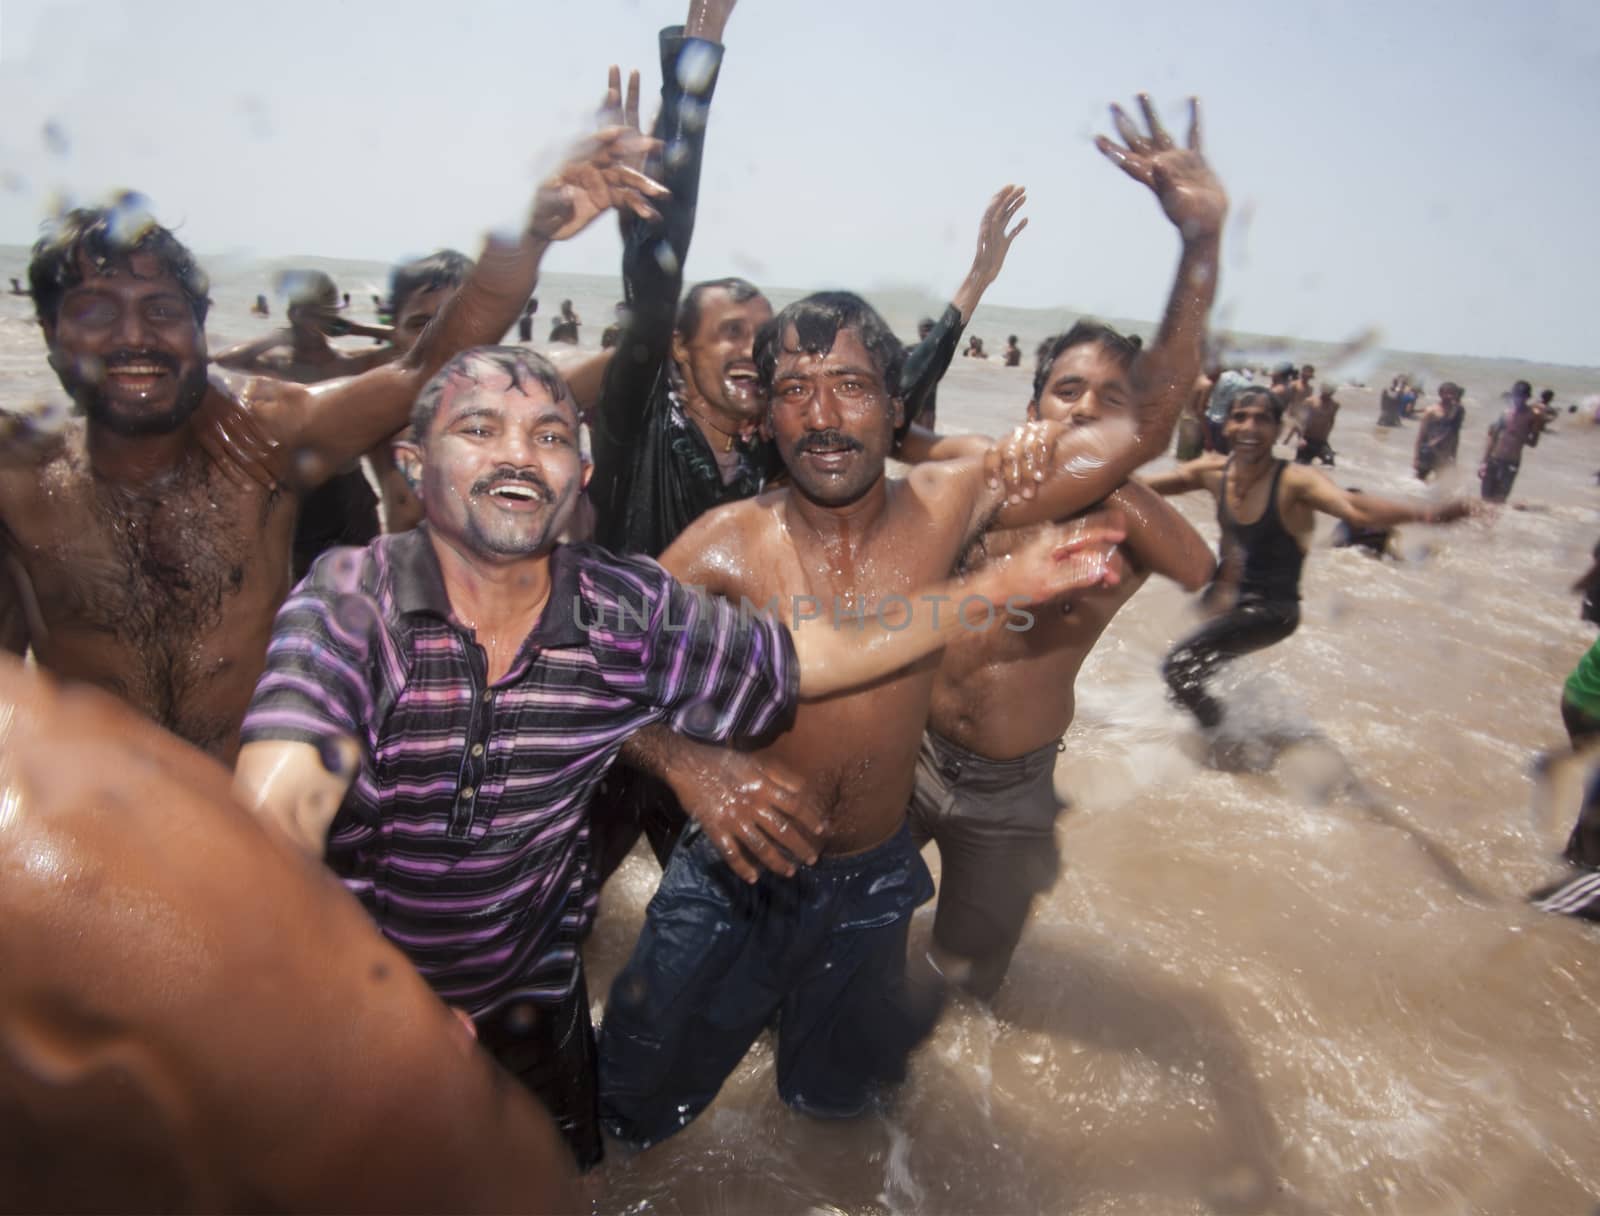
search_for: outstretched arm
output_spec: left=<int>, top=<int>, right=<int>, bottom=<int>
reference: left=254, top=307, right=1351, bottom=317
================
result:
left=1140, top=454, right=1223, bottom=497
left=898, top=185, right=1029, bottom=428
left=286, top=125, right=666, bottom=472
left=212, top=329, right=290, bottom=372
left=1292, top=466, right=1475, bottom=530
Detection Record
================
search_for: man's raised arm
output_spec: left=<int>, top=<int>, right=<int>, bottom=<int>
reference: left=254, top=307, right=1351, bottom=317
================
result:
left=288, top=125, right=667, bottom=470
left=974, top=95, right=1227, bottom=533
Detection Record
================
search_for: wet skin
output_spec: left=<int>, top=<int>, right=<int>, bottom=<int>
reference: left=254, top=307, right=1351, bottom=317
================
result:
left=930, top=342, right=1214, bottom=760
left=660, top=328, right=1142, bottom=854
left=2, top=248, right=536, bottom=760
left=0, top=656, right=578, bottom=1212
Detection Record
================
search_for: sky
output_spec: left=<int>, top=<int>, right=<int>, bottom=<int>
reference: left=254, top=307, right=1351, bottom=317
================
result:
left=1, top=0, right=1597, bottom=365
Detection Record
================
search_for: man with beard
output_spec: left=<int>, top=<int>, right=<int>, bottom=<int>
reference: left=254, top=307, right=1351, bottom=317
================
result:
left=2, top=125, right=663, bottom=760
left=233, top=346, right=1123, bottom=1169
left=0, top=655, right=580, bottom=1215
left=598, top=95, right=1226, bottom=1144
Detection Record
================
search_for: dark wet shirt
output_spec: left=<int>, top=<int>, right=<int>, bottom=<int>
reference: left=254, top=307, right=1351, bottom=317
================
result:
left=1217, top=459, right=1305, bottom=604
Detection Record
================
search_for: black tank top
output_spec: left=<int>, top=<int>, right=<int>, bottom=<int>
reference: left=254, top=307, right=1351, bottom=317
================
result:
left=1218, top=459, right=1304, bottom=603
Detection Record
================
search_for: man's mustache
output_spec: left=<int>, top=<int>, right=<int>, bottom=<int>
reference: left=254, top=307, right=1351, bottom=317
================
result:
left=795, top=430, right=862, bottom=455
left=470, top=466, right=556, bottom=502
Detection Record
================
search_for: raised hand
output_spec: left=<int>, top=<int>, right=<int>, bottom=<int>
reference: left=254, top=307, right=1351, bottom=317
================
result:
left=526, top=126, right=668, bottom=243
left=969, top=185, right=1029, bottom=292
left=1096, top=95, right=1227, bottom=243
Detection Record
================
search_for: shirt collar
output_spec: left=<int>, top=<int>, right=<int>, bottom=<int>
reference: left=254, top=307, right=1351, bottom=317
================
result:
left=391, top=527, right=586, bottom=648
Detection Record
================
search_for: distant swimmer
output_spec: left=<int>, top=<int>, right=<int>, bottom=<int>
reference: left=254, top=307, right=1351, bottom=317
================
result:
left=1378, top=375, right=1407, bottom=427
left=964, top=334, right=988, bottom=358
left=1479, top=379, right=1542, bottom=502
left=7, top=277, right=26, bottom=296
left=600, top=299, right=627, bottom=349
left=250, top=292, right=269, bottom=317
left=1414, top=381, right=1466, bottom=480
left=1289, top=381, right=1339, bottom=466
left=517, top=298, right=535, bottom=342
left=0, top=657, right=579, bottom=1213
left=1145, top=387, right=1474, bottom=734
left=1003, top=333, right=1022, bottom=366
left=919, top=321, right=1215, bottom=999
left=549, top=297, right=580, bottom=343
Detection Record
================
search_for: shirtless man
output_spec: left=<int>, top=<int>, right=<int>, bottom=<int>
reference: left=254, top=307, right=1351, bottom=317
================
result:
left=1479, top=379, right=1541, bottom=502
left=211, top=269, right=396, bottom=383
left=1146, top=387, right=1472, bottom=732
left=1414, top=380, right=1466, bottom=480
left=0, top=656, right=578, bottom=1214
left=598, top=93, right=1225, bottom=1143
left=1290, top=381, right=1339, bottom=466
left=3, top=127, right=662, bottom=760
left=914, top=320, right=1215, bottom=1000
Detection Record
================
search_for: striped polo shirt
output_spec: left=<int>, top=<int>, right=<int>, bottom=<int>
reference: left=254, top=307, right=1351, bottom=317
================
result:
left=240, top=527, right=797, bottom=1017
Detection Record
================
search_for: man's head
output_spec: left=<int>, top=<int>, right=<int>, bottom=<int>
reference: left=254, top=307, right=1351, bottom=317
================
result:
left=1029, top=320, right=1143, bottom=428
left=388, top=249, right=474, bottom=354
left=1318, top=382, right=1337, bottom=402
left=1301, top=364, right=1315, bottom=383
left=1512, top=379, right=1532, bottom=404
left=276, top=270, right=341, bottom=336
left=1224, top=386, right=1283, bottom=459
left=755, top=291, right=904, bottom=508
left=1439, top=381, right=1464, bottom=406
left=394, top=347, right=587, bottom=562
left=1007, top=334, right=1020, bottom=349
left=29, top=204, right=212, bottom=438
left=917, top=317, right=936, bottom=341
left=672, top=277, right=772, bottom=425
left=1540, top=389, right=1555, bottom=406
left=1271, top=362, right=1296, bottom=387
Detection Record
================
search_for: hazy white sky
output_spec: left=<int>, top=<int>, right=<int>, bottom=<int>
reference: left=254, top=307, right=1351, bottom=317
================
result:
left=1, top=0, right=1596, bottom=364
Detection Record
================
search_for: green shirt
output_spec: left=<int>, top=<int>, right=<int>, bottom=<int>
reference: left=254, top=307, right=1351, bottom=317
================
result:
left=1564, top=636, right=1600, bottom=718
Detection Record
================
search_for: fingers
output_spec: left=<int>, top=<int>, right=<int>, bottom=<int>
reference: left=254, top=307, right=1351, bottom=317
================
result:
left=610, top=163, right=669, bottom=199
left=602, top=65, right=622, bottom=120
left=624, top=69, right=641, bottom=133
left=1186, top=96, right=1203, bottom=153
left=708, top=827, right=762, bottom=884
left=1094, top=135, right=1152, bottom=186
left=1137, top=93, right=1173, bottom=149
left=754, top=805, right=821, bottom=865
left=1005, top=215, right=1029, bottom=245
left=1110, top=102, right=1150, bottom=154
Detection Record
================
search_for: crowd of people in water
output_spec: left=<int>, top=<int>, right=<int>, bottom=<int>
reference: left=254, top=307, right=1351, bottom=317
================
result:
left=1, top=0, right=1597, bottom=1207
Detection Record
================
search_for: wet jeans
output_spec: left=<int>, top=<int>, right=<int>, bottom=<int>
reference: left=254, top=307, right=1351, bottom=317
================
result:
left=598, top=822, right=938, bottom=1148
left=1163, top=600, right=1301, bottom=728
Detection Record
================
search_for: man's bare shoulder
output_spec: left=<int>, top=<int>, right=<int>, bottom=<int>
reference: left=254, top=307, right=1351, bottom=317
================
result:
left=905, top=454, right=986, bottom=518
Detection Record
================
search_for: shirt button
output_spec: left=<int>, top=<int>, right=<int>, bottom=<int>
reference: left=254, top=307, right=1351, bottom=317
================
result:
left=481, top=689, right=493, bottom=703
left=470, top=743, right=485, bottom=758
left=460, top=786, right=475, bottom=800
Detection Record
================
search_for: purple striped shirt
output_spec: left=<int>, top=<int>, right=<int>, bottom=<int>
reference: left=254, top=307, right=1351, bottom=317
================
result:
left=240, top=528, right=796, bottom=1016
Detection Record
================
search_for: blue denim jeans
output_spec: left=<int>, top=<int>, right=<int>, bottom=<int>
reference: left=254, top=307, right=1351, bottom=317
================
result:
left=598, top=821, right=937, bottom=1147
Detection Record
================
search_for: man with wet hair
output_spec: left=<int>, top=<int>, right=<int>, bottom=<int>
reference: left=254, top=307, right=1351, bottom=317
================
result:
left=233, top=345, right=1111, bottom=1169
left=1479, top=379, right=1541, bottom=502
left=1147, top=386, right=1473, bottom=734
left=598, top=94, right=1226, bottom=1144
left=4, top=124, right=662, bottom=760
left=912, top=319, right=1215, bottom=1000
left=1289, top=381, right=1340, bottom=466
left=1414, top=381, right=1466, bottom=480
left=0, top=656, right=581, bottom=1214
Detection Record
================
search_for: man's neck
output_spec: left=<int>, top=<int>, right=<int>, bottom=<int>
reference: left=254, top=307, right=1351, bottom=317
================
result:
left=289, top=329, right=335, bottom=362
left=86, top=420, right=195, bottom=487
left=1226, top=450, right=1273, bottom=488
left=783, top=477, right=892, bottom=555
left=676, top=372, right=744, bottom=454
left=429, top=531, right=554, bottom=638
